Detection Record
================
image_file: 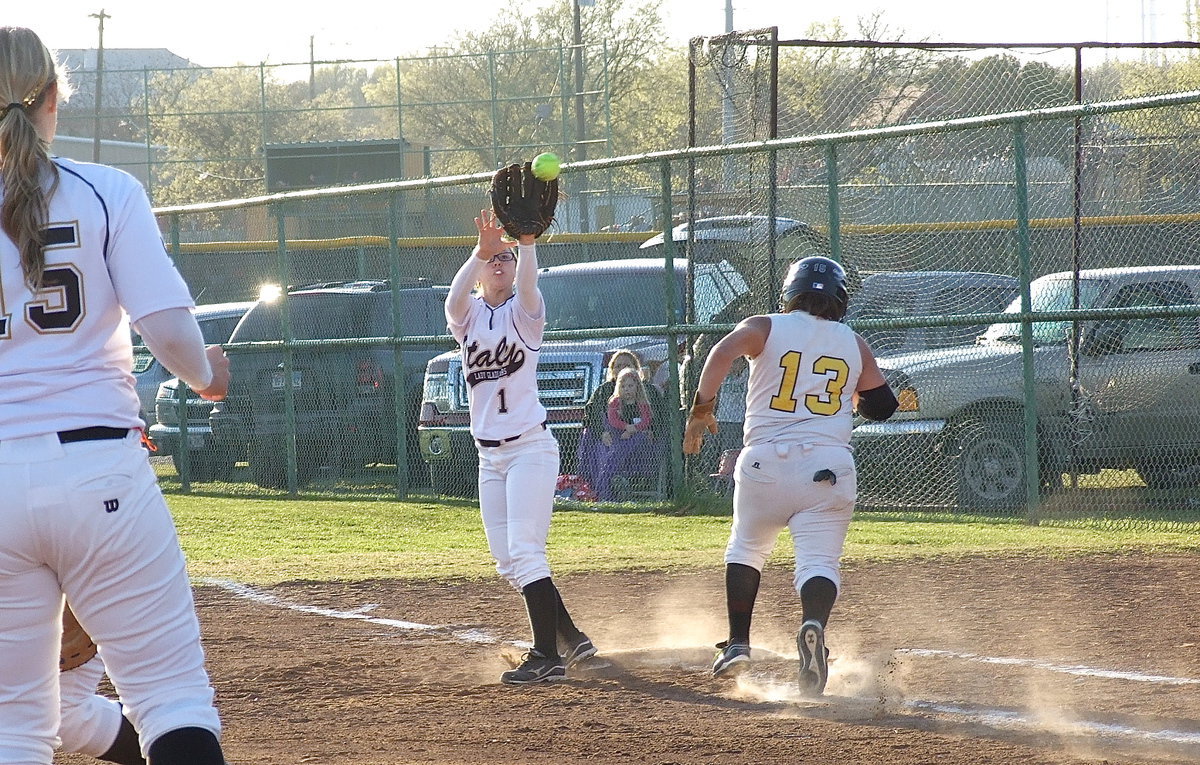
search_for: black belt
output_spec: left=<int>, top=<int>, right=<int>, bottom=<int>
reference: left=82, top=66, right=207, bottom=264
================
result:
left=477, top=422, right=547, bottom=448
left=58, top=426, right=130, bottom=444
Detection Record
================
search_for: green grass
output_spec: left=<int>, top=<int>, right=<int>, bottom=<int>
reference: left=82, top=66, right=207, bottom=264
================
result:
left=167, top=493, right=1200, bottom=585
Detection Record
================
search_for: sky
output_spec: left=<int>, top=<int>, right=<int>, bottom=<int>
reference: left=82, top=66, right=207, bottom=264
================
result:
left=7, top=0, right=1196, bottom=68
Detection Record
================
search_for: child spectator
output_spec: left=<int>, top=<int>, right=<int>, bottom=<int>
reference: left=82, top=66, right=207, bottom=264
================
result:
left=577, top=350, right=642, bottom=489
left=595, top=367, right=657, bottom=500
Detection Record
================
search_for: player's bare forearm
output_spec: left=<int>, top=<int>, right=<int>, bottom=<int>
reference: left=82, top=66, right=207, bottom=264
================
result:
left=694, top=347, right=736, bottom=404
left=445, top=254, right=484, bottom=324
left=515, top=242, right=541, bottom=315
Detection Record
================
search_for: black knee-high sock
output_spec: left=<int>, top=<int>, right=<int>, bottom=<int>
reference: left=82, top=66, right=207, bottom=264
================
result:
left=726, top=563, right=761, bottom=645
left=555, top=586, right=583, bottom=643
left=145, top=727, right=224, bottom=765
left=99, top=714, right=145, bottom=765
left=522, top=577, right=560, bottom=658
left=800, top=576, right=838, bottom=627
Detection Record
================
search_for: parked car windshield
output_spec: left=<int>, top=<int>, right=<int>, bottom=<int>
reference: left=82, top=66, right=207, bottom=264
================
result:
left=981, top=277, right=1108, bottom=345
left=849, top=275, right=1019, bottom=352
left=540, top=261, right=747, bottom=332
left=542, top=273, right=682, bottom=331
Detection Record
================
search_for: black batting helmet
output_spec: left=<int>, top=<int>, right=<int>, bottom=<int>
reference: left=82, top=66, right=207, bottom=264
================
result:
left=780, top=256, right=849, bottom=320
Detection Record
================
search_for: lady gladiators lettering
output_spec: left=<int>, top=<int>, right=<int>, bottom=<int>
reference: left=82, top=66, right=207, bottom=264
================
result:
left=464, top=336, right=525, bottom=386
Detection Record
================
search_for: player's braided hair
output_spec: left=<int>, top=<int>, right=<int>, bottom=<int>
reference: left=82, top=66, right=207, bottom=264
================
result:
left=0, top=27, right=66, bottom=289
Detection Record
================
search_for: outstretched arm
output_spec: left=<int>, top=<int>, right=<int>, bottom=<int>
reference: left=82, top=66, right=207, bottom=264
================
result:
left=692, top=316, right=771, bottom=405
left=853, top=333, right=898, bottom=421
left=515, top=233, right=540, bottom=316
left=446, top=210, right=508, bottom=326
left=684, top=315, right=770, bottom=454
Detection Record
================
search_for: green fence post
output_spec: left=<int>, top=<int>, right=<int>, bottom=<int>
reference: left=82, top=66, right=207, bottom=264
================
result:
left=388, top=194, right=410, bottom=499
left=767, top=146, right=779, bottom=300
left=488, top=52, right=499, bottom=168
left=276, top=210, right=300, bottom=497
left=169, top=213, right=191, bottom=492
left=660, top=158, right=683, bottom=498
left=394, top=58, right=404, bottom=158
left=259, top=64, right=269, bottom=196
left=825, top=143, right=842, bottom=267
left=143, top=67, right=154, bottom=205
left=1012, top=122, right=1041, bottom=525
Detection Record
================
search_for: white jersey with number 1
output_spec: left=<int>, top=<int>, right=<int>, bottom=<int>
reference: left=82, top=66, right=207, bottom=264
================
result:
left=448, top=292, right=547, bottom=441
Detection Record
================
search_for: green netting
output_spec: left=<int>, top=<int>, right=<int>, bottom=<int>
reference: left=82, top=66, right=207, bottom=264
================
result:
left=145, top=72, right=1200, bottom=533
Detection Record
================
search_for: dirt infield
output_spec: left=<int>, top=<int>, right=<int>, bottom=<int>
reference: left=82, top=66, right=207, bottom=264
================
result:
left=55, top=552, right=1199, bottom=764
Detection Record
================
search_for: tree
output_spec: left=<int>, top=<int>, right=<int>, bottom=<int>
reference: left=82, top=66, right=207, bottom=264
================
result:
left=361, top=0, right=673, bottom=175
left=146, top=64, right=373, bottom=205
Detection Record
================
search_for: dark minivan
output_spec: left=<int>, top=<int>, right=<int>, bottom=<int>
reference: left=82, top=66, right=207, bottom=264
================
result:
left=209, top=280, right=448, bottom=489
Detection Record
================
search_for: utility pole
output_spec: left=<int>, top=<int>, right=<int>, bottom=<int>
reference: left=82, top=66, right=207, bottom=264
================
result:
left=572, top=0, right=590, bottom=232
left=89, top=9, right=109, bottom=163
left=309, top=35, right=316, bottom=100
left=721, top=0, right=736, bottom=184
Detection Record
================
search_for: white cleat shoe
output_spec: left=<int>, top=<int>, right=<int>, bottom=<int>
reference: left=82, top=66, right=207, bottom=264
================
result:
left=797, top=620, right=828, bottom=697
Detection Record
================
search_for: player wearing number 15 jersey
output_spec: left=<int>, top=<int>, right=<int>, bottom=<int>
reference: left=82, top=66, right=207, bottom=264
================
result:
left=683, top=256, right=898, bottom=697
left=0, top=26, right=229, bottom=764
left=444, top=207, right=596, bottom=686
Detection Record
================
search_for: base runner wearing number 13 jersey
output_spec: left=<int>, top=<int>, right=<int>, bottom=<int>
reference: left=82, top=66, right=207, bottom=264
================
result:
left=444, top=206, right=596, bottom=685
left=683, top=256, right=899, bottom=697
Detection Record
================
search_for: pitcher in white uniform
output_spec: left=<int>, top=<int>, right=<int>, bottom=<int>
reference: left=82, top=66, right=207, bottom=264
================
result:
left=0, top=27, right=230, bottom=764
left=683, top=256, right=899, bottom=696
left=445, top=208, right=597, bottom=684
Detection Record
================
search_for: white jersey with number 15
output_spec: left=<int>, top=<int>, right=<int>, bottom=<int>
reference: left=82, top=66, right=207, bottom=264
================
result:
left=0, top=158, right=195, bottom=439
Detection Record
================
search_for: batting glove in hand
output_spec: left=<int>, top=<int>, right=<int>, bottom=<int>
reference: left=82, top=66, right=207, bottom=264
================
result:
left=683, top=394, right=718, bottom=455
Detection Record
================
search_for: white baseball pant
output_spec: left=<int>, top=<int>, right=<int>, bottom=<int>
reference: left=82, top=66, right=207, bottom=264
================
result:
left=58, top=655, right=122, bottom=756
left=726, top=442, right=857, bottom=592
left=477, top=427, right=560, bottom=589
left=0, top=431, right=220, bottom=764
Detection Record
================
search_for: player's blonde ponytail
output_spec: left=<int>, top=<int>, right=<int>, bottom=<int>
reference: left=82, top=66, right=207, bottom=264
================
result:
left=0, top=27, right=65, bottom=289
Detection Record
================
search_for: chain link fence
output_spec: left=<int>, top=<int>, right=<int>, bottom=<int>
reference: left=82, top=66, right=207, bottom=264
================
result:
left=57, top=46, right=615, bottom=211
left=147, top=86, right=1200, bottom=532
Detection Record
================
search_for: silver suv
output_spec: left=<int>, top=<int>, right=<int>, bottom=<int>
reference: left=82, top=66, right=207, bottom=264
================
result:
left=418, top=257, right=748, bottom=496
left=853, top=265, right=1200, bottom=509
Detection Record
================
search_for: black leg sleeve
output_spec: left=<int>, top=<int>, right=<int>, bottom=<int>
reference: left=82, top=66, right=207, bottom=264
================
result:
left=800, top=576, right=838, bottom=627
left=521, top=577, right=561, bottom=659
left=725, top=563, right=761, bottom=644
left=555, top=586, right=583, bottom=643
left=99, top=714, right=146, bottom=765
left=146, top=726, right=224, bottom=765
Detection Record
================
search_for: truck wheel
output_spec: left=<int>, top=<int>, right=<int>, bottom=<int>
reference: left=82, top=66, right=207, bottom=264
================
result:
left=250, top=439, right=318, bottom=489
left=250, top=440, right=287, bottom=489
left=954, top=420, right=1026, bottom=511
